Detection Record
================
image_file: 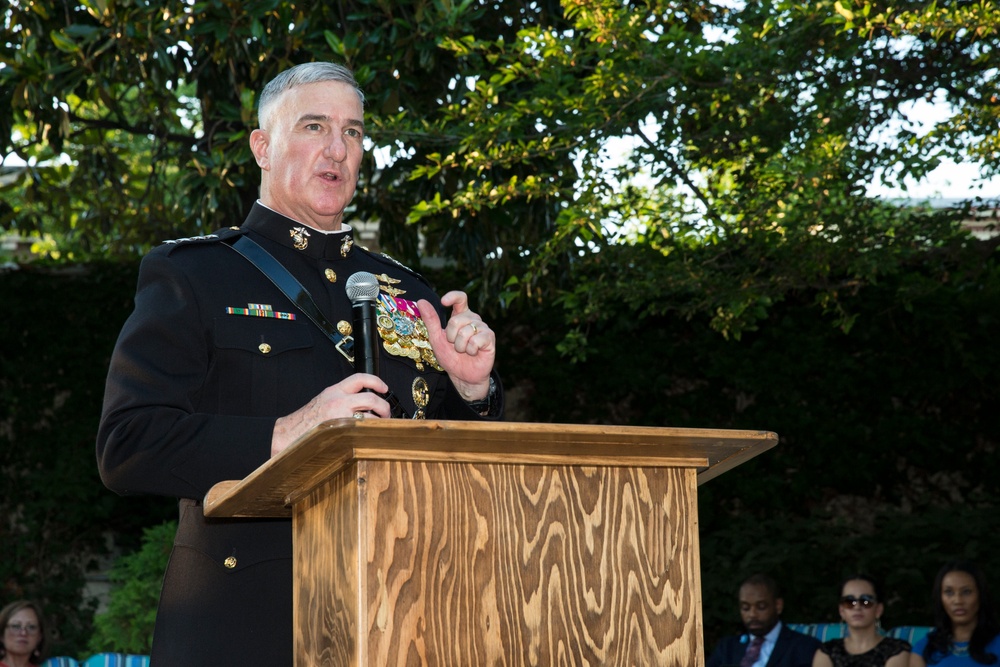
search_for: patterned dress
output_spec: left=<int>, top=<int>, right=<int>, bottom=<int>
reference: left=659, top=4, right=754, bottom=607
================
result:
left=818, top=637, right=911, bottom=666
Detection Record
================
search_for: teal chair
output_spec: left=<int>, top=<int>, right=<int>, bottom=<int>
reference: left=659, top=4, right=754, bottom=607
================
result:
left=787, top=622, right=848, bottom=641
left=41, top=658, right=80, bottom=667
left=80, top=655, right=150, bottom=667
left=888, top=625, right=932, bottom=646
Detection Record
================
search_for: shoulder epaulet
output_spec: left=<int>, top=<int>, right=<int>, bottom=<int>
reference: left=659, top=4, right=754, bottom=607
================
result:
left=161, top=226, right=245, bottom=254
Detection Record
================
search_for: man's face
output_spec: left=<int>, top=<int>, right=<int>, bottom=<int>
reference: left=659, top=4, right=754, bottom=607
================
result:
left=739, top=583, right=783, bottom=637
left=250, top=80, right=365, bottom=231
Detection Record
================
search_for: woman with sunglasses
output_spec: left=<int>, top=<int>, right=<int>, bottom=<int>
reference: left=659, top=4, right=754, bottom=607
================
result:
left=813, top=574, right=910, bottom=667
left=909, top=560, right=1000, bottom=666
left=0, top=600, right=47, bottom=667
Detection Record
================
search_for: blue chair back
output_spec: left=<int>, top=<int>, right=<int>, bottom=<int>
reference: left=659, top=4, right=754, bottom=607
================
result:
left=81, top=654, right=149, bottom=667
left=787, top=622, right=848, bottom=641
left=888, top=625, right=932, bottom=646
left=41, top=658, right=81, bottom=667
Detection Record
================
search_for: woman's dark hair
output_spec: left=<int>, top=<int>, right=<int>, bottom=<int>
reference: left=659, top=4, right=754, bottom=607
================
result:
left=840, top=573, right=884, bottom=603
left=923, top=560, right=1000, bottom=665
left=0, top=599, right=48, bottom=665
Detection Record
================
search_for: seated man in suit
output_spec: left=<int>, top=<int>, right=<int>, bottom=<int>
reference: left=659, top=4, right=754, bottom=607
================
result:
left=707, top=573, right=821, bottom=667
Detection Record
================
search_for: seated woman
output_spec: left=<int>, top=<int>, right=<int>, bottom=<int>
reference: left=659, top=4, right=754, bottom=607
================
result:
left=812, top=574, right=910, bottom=667
left=909, top=560, right=1000, bottom=666
left=0, top=600, right=48, bottom=667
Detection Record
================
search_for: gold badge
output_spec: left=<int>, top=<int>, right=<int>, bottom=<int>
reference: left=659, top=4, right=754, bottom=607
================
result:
left=340, top=235, right=354, bottom=257
left=412, top=377, right=430, bottom=409
left=290, top=227, right=311, bottom=250
left=325, top=268, right=337, bottom=283
left=376, top=273, right=406, bottom=298
left=381, top=284, right=405, bottom=298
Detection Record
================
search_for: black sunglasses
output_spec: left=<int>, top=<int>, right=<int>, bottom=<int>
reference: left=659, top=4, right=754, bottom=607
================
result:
left=840, top=594, right=877, bottom=608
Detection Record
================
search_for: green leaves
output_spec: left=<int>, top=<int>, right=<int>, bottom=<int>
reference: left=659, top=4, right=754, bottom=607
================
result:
left=88, top=521, right=176, bottom=655
left=4, top=0, right=998, bottom=333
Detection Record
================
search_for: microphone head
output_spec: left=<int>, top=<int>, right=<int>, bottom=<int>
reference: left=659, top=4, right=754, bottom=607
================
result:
left=345, top=271, right=380, bottom=303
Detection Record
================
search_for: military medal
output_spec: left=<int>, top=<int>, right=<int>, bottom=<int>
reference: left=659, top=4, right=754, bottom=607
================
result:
left=225, top=303, right=296, bottom=320
left=375, top=292, right=443, bottom=372
left=411, top=377, right=430, bottom=419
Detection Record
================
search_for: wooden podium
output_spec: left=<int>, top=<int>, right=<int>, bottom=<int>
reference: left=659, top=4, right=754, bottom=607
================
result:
left=204, top=420, right=775, bottom=666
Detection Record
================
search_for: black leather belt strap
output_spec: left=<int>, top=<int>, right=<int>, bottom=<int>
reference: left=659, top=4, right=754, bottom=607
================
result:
left=227, top=235, right=355, bottom=362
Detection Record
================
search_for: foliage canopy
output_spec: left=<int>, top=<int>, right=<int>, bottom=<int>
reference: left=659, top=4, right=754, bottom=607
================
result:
left=4, top=0, right=998, bottom=335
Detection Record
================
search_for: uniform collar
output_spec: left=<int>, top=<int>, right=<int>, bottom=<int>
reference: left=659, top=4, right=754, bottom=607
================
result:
left=245, top=201, right=356, bottom=260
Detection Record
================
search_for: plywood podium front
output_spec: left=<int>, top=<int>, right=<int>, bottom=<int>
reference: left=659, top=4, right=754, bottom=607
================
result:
left=204, top=419, right=776, bottom=667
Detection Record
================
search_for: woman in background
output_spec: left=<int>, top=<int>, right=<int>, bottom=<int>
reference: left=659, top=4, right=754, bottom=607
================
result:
left=909, top=560, right=1000, bottom=666
left=0, top=600, right=47, bottom=667
left=813, top=574, right=910, bottom=667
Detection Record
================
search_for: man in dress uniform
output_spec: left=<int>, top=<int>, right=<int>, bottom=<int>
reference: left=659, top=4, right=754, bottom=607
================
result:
left=97, top=62, right=502, bottom=666
left=707, top=574, right=821, bottom=667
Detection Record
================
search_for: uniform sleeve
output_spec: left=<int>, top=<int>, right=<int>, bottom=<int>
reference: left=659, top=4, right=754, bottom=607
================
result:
left=96, top=248, right=275, bottom=500
left=437, top=370, right=505, bottom=421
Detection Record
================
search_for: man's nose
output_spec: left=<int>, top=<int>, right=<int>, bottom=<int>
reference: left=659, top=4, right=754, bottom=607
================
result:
left=325, top=134, right=347, bottom=161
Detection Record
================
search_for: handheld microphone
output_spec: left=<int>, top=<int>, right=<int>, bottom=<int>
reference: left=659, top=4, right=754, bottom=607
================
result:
left=344, top=271, right=409, bottom=418
left=345, top=271, right=380, bottom=376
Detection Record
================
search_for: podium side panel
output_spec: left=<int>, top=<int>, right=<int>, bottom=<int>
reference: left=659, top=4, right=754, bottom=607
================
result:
left=294, top=464, right=362, bottom=667
left=360, top=462, right=703, bottom=666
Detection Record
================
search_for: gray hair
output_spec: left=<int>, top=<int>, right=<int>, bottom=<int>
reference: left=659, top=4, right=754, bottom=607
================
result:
left=257, top=62, right=365, bottom=130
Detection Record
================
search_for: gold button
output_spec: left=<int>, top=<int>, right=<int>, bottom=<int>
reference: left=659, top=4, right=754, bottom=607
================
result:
left=224, top=556, right=237, bottom=569
left=325, top=268, right=337, bottom=283
left=259, top=343, right=272, bottom=354
left=337, top=320, right=352, bottom=336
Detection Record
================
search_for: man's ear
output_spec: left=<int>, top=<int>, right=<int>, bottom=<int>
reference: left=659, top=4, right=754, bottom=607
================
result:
left=250, top=129, right=270, bottom=170
left=775, top=598, right=784, bottom=615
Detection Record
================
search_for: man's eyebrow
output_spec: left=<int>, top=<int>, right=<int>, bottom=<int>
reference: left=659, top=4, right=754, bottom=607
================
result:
left=297, top=113, right=329, bottom=124
left=296, top=114, right=365, bottom=130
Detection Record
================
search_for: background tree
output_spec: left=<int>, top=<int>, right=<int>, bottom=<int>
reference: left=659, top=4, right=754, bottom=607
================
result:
left=413, top=0, right=999, bottom=337
left=1, top=0, right=572, bottom=274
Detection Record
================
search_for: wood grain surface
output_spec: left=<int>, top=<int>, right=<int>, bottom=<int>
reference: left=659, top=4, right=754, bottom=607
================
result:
left=294, top=460, right=703, bottom=667
left=204, top=420, right=776, bottom=519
